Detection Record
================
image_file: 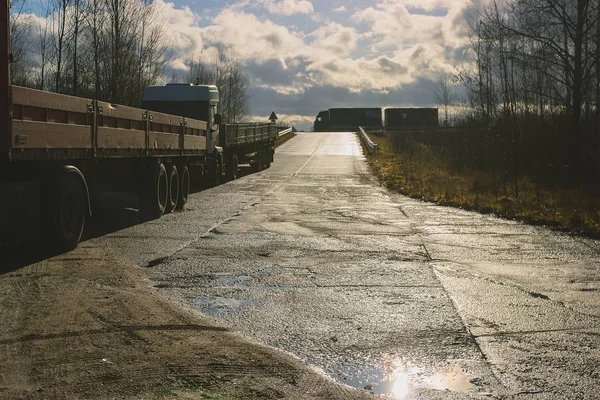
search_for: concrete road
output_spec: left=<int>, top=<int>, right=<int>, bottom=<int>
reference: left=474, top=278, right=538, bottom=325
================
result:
left=88, top=132, right=600, bottom=398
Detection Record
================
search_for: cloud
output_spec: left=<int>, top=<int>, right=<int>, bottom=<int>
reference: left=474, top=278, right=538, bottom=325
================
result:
left=12, top=0, right=479, bottom=129
left=403, top=0, right=471, bottom=12
left=156, top=0, right=476, bottom=115
left=250, top=112, right=314, bottom=129
left=197, top=8, right=307, bottom=61
left=259, top=0, right=314, bottom=16
left=309, top=22, right=358, bottom=57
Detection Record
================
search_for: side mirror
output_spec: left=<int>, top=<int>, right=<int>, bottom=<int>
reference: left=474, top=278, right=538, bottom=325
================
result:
left=213, top=113, right=222, bottom=125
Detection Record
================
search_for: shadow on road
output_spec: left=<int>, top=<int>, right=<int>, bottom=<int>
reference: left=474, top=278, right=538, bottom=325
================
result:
left=0, top=167, right=256, bottom=274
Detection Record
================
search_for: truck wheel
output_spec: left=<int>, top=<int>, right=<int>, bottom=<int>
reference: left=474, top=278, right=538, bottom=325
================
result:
left=165, top=164, right=179, bottom=213
left=141, top=162, right=167, bottom=219
left=176, top=164, right=189, bottom=210
left=227, top=154, right=239, bottom=180
left=49, top=168, right=87, bottom=252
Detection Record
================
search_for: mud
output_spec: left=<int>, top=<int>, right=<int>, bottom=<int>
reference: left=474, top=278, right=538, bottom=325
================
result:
left=0, top=246, right=370, bottom=399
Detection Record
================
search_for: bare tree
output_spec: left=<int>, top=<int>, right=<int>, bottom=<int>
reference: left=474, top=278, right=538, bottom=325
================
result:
left=186, top=45, right=249, bottom=123
left=85, top=0, right=105, bottom=97
left=99, top=0, right=167, bottom=105
left=464, top=0, right=600, bottom=179
left=68, top=0, right=88, bottom=96
left=187, top=52, right=215, bottom=85
left=36, top=6, right=53, bottom=91
left=51, top=0, right=71, bottom=93
left=9, top=0, right=34, bottom=86
left=432, top=72, right=455, bottom=125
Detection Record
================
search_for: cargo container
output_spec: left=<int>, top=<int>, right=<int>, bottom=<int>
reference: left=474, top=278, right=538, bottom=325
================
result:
left=384, top=108, right=439, bottom=129
left=313, top=108, right=382, bottom=131
left=329, top=108, right=382, bottom=130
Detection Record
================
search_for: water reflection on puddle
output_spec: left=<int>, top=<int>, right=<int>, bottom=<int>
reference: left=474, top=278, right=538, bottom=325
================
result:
left=331, top=360, right=475, bottom=398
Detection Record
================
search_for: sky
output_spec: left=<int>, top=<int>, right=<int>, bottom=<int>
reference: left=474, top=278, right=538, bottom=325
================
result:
left=17, top=0, right=481, bottom=130
left=151, top=0, right=482, bottom=130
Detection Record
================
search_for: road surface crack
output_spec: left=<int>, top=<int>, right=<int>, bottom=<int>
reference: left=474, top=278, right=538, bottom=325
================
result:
left=139, top=201, right=261, bottom=268
left=474, top=327, right=600, bottom=338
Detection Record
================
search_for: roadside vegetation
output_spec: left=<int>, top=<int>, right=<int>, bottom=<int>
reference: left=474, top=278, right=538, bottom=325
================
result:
left=365, top=130, right=600, bottom=237
left=362, top=0, right=600, bottom=237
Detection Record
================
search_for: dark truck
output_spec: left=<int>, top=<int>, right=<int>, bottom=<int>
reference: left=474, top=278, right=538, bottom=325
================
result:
left=0, top=1, right=276, bottom=251
left=384, top=108, right=439, bottom=130
left=313, top=108, right=382, bottom=131
left=313, top=107, right=439, bottom=132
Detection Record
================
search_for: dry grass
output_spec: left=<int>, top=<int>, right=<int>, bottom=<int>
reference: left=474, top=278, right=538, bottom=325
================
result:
left=365, top=133, right=600, bottom=237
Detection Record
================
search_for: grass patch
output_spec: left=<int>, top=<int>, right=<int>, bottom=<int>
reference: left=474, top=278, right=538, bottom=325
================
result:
left=364, top=132, right=600, bottom=237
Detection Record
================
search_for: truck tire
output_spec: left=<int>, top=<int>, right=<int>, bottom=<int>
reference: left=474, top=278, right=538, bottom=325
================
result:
left=165, top=164, right=179, bottom=213
left=227, top=153, right=239, bottom=180
left=176, top=164, right=189, bottom=211
left=46, top=167, right=88, bottom=252
left=141, top=162, right=167, bottom=219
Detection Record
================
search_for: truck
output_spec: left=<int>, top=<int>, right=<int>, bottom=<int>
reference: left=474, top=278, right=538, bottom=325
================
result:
left=313, top=108, right=382, bottom=132
left=384, top=108, right=439, bottom=130
left=0, top=1, right=276, bottom=251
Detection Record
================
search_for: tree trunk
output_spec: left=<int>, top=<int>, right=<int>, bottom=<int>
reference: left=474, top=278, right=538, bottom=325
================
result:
left=570, top=0, right=588, bottom=175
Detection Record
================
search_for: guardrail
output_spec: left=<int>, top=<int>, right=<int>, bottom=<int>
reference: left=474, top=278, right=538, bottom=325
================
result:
left=278, top=127, right=293, bottom=137
left=358, top=126, right=378, bottom=154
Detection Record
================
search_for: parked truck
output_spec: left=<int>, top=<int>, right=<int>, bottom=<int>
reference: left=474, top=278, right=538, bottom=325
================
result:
left=384, top=108, right=439, bottom=130
left=313, top=108, right=382, bottom=132
left=0, top=1, right=276, bottom=251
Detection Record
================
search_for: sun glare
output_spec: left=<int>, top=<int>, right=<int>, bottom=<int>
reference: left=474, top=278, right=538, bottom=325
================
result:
left=388, top=361, right=411, bottom=399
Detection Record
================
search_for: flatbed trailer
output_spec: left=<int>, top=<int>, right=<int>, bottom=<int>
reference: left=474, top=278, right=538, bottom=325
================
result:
left=0, top=0, right=275, bottom=251
left=220, top=123, right=277, bottom=177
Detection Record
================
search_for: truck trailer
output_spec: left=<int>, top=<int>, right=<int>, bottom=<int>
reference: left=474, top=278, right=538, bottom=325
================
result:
left=313, top=108, right=382, bottom=132
left=0, top=1, right=276, bottom=251
left=384, top=108, right=439, bottom=130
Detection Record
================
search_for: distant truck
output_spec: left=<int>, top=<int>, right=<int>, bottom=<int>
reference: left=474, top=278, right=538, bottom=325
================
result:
left=384, top=108, right=438, bottom=130
left=0, top=1, right=276, bottom=251
left=313, top=108, right=382, bottom=131
left=313, top=107, right=438, bottom=132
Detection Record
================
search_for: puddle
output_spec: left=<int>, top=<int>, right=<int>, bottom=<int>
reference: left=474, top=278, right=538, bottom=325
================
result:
left=327, top=360, right=475, bottom=398
left=195, top=297, right=253, bottom=315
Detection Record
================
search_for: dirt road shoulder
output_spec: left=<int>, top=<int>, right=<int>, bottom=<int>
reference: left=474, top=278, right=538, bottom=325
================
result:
left=0, top=246, right=369, bottom=399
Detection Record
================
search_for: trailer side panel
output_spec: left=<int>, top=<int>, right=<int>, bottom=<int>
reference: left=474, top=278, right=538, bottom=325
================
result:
left=9, top=86, right=210, bottom=161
